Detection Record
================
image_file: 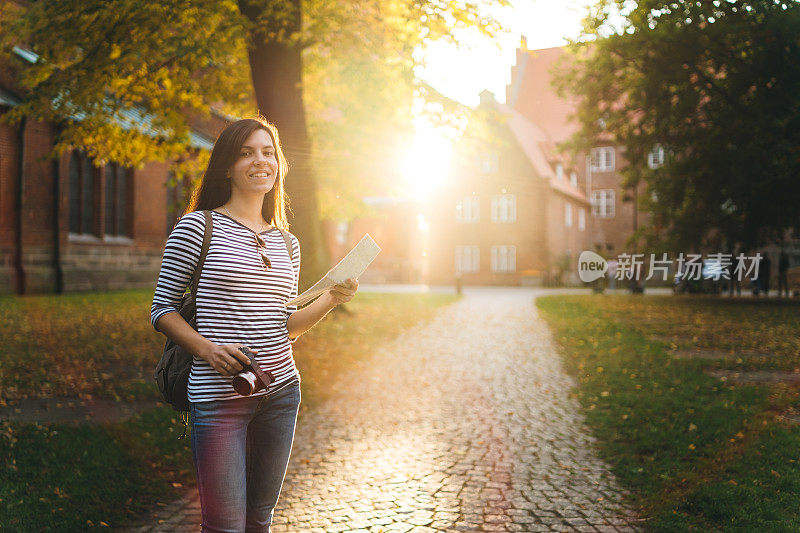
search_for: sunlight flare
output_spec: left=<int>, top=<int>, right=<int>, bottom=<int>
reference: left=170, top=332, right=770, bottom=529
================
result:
left=399, top=118, right=453, bottom=199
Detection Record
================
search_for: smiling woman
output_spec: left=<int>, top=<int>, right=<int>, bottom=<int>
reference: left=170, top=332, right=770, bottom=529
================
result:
left=228, top=130, right=278, bottom=195
left=150, top=116, right=359, bottom=531
left=399, top=118, right=453, bottom=198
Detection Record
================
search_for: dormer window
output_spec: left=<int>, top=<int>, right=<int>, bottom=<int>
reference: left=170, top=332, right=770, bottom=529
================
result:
left=479, top=152, right=499, bottom=174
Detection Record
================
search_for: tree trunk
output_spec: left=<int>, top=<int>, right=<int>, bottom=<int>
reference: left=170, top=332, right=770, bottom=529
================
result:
left=238, top=0, right=327, bottom=289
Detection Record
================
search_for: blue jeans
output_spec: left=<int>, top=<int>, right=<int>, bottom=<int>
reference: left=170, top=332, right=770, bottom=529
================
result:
left=189, top=380, right=301, bottom=533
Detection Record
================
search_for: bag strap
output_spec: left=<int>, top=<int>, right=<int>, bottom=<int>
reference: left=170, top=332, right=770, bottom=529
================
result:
left=277, top=228, right=295, bottom=273
left=189, top=210, right=213, bottom=296
left=278, top=229, right=293, bottom=262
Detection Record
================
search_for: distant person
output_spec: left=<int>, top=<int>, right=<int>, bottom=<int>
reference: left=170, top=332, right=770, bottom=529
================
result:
left=761, top=253, right=772, bottom=296
left=607, top=259, right=617, bottom=290
left=779, top=250, right=790, bottom=297
left=726, top=254, right=741, bottom=296
left=726, top=250, right=741, bottom=296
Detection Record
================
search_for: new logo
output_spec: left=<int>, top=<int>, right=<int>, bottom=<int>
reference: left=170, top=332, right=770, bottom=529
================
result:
left=578, top=251, right=608, bottom=282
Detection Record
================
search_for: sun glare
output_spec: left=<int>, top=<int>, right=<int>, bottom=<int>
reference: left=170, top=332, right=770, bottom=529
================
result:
left=399, top=119, right=453, bottom=199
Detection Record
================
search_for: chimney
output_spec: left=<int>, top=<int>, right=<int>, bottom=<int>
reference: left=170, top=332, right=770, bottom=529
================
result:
left=479, top=90, right=496, bottom=106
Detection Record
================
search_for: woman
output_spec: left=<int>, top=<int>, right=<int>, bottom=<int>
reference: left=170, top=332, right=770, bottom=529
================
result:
left=150, top=116, right=357, bottom=532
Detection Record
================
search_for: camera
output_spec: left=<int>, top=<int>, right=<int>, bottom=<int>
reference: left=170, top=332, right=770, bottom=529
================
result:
left=232, top=347, right=275, bottom=396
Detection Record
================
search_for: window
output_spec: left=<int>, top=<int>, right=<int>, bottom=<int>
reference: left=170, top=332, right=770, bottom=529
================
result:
left=589, top=147, right=615, bottom=172
left=104, top=163, right=129, bottom=237
left=68, top=152, right=81, bottom=233
left=648, top=144, right=664, bottom=169
left=491, top=194, right=516, bottom=223
left=335, top=221, right=349, bottom=245
left=570, top=171, right=578, bottom=187
left=491, top=246, right=516, bottom=273
left=68, top=150, right=96, bottom=235
left=591, top=189, right=615, bottom=218
left=166, top=172, right=190, bottom=235
left=578, top=207, right=586, bottom=231
left=81, top=156, right=94, bottom=234
left=456, top=196, right=480, bottom=223
left=479, top=152, right=499, bottom=174
left=455, top=245, right=479, bottom=273
left=555, top=163, right=563, bottom=181
left=69, top=150, right=134, bottom=238
left=565, top=203, right=573, bottom=227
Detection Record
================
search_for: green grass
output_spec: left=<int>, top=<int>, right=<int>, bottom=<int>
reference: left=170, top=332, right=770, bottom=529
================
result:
left=0, top=290, right=165, bottom=401
left=0, top=410, right=187, bottom=530
left=0, top=289, right=458, bottom=530
left=537, top=295, right=800, bottom=531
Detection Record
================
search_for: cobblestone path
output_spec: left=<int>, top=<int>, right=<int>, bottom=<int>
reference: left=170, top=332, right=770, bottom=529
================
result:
left=132, top=287, right=641, bottom=532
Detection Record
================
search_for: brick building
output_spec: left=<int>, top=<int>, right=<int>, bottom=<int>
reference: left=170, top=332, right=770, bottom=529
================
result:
left=428, top=91, right=591, bottom=286
left=0, top=46, right=225, bottom=294
left=427, top=43, right=656, bottom=287
left=507, top=44, right=650, bottom=260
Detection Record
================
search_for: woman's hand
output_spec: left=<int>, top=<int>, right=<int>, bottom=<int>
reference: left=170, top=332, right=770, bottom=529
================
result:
left=326, top=277, right=359, bottom=306
left=197, top=343, right=256, bottom=377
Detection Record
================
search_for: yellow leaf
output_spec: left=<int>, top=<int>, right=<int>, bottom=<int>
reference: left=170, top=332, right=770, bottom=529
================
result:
left=688, top=443, right=696, bottom=450
left=688, top=423, right=697, bottom=431
left=109, top=44, right=121, bottom=60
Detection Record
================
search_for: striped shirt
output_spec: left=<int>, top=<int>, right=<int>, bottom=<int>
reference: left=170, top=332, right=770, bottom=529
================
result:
left=151, top=210, right=301, bottom=403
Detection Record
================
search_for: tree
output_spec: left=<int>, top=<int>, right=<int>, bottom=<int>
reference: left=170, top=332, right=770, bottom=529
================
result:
left=556, top=0, right=800, bottom=252
left=1, top=0, right=507, bottom=286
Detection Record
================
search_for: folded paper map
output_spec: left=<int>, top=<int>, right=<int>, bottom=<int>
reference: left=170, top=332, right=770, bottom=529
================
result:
left=285, top=233, right=381, bottom=307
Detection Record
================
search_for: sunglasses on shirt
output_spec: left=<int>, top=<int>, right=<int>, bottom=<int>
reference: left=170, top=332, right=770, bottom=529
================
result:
left=254, top=234, right=271, bottom=271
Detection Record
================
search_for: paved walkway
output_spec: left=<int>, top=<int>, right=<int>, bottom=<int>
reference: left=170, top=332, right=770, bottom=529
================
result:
left=130, top=287, right=641, bottom=532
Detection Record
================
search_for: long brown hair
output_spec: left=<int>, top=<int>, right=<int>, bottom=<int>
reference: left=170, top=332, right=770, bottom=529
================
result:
left=187, top=116, right=291, bottom=229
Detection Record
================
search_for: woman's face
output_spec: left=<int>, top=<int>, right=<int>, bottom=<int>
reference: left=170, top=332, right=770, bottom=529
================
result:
left=228, top=128, right=278, bottom=196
